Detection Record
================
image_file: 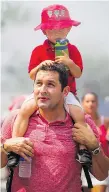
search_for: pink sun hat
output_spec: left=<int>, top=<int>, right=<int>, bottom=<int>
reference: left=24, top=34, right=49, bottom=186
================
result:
left=34, top=4, right=81, bottom=31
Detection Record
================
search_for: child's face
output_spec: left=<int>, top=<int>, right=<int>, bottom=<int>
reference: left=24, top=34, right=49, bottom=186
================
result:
left=44, top=27, right=71, bottom=43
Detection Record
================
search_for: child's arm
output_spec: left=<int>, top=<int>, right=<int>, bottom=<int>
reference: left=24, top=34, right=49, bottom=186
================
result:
left=29, top=66, right=39, bottom=80
left=12, top=98, right=37, bottom=137
left=55, top=50, right=82, bottom=78
left=65, top=57, right=82, bottom=78
left=55, top=45, right=83, bottom=78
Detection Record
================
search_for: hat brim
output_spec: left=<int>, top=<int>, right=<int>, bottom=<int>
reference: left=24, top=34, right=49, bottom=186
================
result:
left=34, top=20, right=81, bottom=31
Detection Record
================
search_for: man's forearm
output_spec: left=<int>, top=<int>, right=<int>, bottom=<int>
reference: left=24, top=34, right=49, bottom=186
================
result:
left=1, top=149, right=8, bottom=168
left=91, top=149, right=109, bottom=181
left=68, top=60, right=82, bottom=78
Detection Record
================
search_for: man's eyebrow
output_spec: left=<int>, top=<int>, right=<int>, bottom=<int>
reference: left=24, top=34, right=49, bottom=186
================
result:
left=47, top=80, right=56, bottom=83
left=35, top=79, right=41, bottom=82
left=35, top=79, right=56, bottom=84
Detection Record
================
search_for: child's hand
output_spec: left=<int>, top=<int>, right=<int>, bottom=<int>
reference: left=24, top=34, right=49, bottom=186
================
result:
left=55, top=50, right=72, bottom=67
left=29, top=60, right=54, bottom=80
left=39, top=60, right=54, bottom=66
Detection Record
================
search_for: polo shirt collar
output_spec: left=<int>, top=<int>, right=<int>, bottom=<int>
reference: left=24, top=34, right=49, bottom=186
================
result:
left=35, top=109, right=71, bottom=126
left=43, top=39, right=55, bottom=51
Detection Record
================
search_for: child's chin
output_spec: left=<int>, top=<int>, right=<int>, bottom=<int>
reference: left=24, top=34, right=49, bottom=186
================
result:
left=49, top=39, right=56, bottom=44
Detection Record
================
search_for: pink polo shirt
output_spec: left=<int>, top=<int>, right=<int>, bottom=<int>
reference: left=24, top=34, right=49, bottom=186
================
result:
left=2, top=110, right=99, bottom=192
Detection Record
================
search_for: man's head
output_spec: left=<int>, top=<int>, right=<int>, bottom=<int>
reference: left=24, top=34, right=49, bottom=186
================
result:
left=34, top=63, right=69, bottom=111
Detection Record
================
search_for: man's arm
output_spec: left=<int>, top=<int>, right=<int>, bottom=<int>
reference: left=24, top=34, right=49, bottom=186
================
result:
left=1, top=111, right=17, bottom=168
left=1, top=137, right=34, bottom=168
left=72, top=120, right=109, bottom=181
left=0, top=146, right=8, bottom=168
left=1, top=111, right=34, bottom=168
left=91, top=149, right=109, bottom=180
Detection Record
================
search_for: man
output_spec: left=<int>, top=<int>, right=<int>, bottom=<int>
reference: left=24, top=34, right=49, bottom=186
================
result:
left=1, top=63, right=109, bottom=192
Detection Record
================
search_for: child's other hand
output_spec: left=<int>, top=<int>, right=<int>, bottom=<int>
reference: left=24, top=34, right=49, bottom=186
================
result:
left=39, top=60, right=54, bottom=66
left=55, top=50, right=72, bottom=67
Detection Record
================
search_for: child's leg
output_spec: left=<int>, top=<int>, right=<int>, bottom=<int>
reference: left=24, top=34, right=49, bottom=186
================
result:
left=12, top=96, right=37, bottom=137
left=68, top=104, right=87, bottom=148
left=65, top=92, right=92, bottom=164
left=64, top=92, right=85, bottom=125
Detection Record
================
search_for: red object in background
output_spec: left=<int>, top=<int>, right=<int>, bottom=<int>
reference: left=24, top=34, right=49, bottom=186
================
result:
left=99, top=124, right=109, bottom=157
left=8, top=95, right=28, bottom=111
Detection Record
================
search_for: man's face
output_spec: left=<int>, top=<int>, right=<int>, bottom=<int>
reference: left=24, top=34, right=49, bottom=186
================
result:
left=34, top=70, right=68, bottom=110
left=44, top=27, right=71, bottom=43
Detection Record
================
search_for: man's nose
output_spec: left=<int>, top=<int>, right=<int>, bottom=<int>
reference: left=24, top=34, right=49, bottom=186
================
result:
left=40, top=85, right=47, bottom=93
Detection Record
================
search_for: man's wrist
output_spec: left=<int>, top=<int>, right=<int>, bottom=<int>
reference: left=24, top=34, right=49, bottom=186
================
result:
left=86, top=138, right=99, bottom=151
left=3, top=142, right=9, bottom=153
left=0, top=143, right=8, bottom=155
left=91, top=143, right=101, bottom=155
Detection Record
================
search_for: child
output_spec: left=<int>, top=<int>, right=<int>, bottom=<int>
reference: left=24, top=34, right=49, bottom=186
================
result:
left=12, top=4, right=90, bottom=164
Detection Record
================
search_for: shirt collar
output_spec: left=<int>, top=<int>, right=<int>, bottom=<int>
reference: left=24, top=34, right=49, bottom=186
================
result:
left=43, top=39, right=55, bottom=52
left=35, top=110, right=72, bottom=126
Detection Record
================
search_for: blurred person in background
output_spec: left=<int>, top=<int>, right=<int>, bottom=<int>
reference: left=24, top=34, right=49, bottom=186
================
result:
left=81, top=92, right=109, bottom=192
left=1, top=94, right=28, bottom=127
left=8, top=95, right=28, bottom=111
left=83, top=81, right=109, bottom=116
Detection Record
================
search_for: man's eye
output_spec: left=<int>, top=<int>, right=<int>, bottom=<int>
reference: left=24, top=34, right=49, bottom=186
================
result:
left=48, top=83, right=55, bottom=87
left=36, top=82, right=42, bottom=86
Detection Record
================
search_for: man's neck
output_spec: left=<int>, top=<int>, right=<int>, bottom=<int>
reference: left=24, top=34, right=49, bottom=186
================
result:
left=39, top=107, right=66, bottom=123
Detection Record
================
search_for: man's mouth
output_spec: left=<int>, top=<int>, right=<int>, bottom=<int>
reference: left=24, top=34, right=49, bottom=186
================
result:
left=38, top=97, right=49, bottom=102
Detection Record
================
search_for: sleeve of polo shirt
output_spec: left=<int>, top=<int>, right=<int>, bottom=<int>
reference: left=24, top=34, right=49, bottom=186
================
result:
left=1, top=110, right=18, bottom=142
left=69, top=45, right=83, bottom=72
left=28, top=47, right=41, bottom=73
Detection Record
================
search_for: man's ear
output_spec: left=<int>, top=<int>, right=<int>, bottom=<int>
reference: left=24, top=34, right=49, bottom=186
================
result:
left=63, top=86, right=70, bottom=97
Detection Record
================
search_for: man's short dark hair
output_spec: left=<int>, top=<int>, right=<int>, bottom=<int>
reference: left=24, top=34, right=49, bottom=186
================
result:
left=36, top=63, right=68, bottom=90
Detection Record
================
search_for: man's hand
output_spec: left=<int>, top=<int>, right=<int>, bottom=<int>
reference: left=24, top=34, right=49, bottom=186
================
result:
left=72, top=123, right=99, bottom=150
left=4, top=137, right=34, bottom=161
left=55, top=50, right=72, bottom=67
